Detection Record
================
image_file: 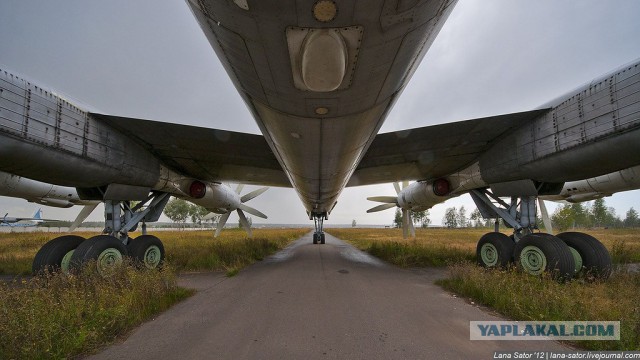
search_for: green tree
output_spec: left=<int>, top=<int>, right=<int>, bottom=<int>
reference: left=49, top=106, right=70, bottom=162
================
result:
left=551, top=204, right=574, bottom=231
left=412, top=210, right=431, bottom=228
left=457, top=206, right=468, bottom=227
left=189, top=204, right=210, bottom=227
left=352, top=219, right=357, bottom=228
left=164, top=198, right=191, bottom=228
left=393, top=209, right=402, bottom=228
left=606, top=206, right=622, bottom=228
left=469, top=208, right=484, bottom=228
left=591, top=198, right=608, bottom=227
left=624, top=207, right=639, bottom=228
left=443, top=207, right=458, bottom=228
left=569, top=202, right=587, bottom=228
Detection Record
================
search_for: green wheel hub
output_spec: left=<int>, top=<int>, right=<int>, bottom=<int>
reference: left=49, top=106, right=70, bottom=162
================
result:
left=519, top=245, right=547, bottom=275
left=143, top=245, right=162, bottom=269
left=568, top=246, right=583, bottom=274
left=60, top=250, right=75, bottom=274
left=96, top=248, right=123, bottom=275
left=480, top=243, right=499, bottom=267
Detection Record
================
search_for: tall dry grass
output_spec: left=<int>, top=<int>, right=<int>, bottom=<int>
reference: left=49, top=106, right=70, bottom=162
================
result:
left=326, top=227, right=640, bottom=267
left=0, top=262, right=192, bottom=359
left=0, top=228, right=309, bottom=358
left=163, top=228, right=309, bottom=275
left=439, top=264, right=640, bottom=350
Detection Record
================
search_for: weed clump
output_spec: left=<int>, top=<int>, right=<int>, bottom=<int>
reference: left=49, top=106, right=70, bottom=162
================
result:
left=0, top=262, right=192, bottom=359
left=164, top=228, right=309, bottom=274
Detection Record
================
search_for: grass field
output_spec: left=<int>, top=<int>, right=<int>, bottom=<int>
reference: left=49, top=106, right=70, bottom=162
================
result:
left=0, top=263, right=193, bottom=359
left=327, top=227, right=640, bottom=350
left=0, top=228, right=310, bottom=275
left=0, top=228, right=309, bottom=358
left=439, top=264, right=640, bottom=350
left=326, top=227, right=640, bottom=266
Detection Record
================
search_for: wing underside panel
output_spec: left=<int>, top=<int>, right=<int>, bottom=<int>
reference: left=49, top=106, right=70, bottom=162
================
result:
left=348, top=109, right=549, bottom=186
left=93, top=113, right=291, bottom=187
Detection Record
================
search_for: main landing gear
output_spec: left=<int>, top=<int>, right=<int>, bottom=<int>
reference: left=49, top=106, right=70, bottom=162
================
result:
left=470, top=189, right=612, bottom=280
left=311, top=213, right=326, bottom=245
left=32, top=192, right=170, bottom=276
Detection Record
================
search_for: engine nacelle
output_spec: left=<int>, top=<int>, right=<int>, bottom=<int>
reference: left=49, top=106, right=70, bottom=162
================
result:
left=397, top=179, right=451, bottom=211
left=188, top=183, right=241, bottom=213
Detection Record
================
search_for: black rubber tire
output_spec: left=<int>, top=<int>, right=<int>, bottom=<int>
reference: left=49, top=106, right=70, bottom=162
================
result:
left=556, top=232, right=612, bottom=279
left=32, top=235, right=85, bottom=274
left=312, top=233, right=318, bottom=244
left=514, top=233, right=575, bottom=281
left=476, top=232, right=514, bottom=268
left=320, top=233, right=326, bottom=244
left=127, top=235, right=165, bottom=269
left=69, top=235, right=127, bottom=274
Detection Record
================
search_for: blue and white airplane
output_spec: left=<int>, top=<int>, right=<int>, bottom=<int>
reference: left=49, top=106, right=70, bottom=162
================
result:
left=0, top=208, right=52, bottom=227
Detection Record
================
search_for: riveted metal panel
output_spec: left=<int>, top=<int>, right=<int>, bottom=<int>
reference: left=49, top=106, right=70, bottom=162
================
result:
left=0, top=73, right=28, bottom=135
left=480, top=58, right=640, bottom=185
left=57, top=98, right=86, bottom=155
left=514, top=123, right=535, bottom=164
left=616, top=73, right=640, bottom=128
left=0, top=67, right=161, bottom=188
left=534, top=111, right=555, bottom=139
left=211, top=22, right=267, bottom=103
left=27, top=88, right=58, bottom=143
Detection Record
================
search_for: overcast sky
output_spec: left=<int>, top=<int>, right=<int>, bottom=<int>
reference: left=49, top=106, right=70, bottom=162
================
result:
left=1, top=0, right=640, bottom=226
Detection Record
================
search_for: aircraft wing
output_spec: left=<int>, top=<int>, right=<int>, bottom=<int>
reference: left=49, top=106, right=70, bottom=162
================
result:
left=92, top=114, right=291, bottom=187
left=347, top=109, right=549, bottom=186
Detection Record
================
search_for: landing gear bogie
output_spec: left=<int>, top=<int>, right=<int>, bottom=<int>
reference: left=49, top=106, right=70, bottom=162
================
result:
left=469, top=189, right=613, bottom=281
left=313, top=232, right=325, bottom=244
left=311, top=213, right=326, bottom=245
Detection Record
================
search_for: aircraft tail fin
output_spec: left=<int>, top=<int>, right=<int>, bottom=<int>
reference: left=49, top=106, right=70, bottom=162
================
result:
left=32, top=208, right=43, bottom=220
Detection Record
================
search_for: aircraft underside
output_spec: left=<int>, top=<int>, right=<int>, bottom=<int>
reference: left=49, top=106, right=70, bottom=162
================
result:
left=0, top=0, right=638, bottom=279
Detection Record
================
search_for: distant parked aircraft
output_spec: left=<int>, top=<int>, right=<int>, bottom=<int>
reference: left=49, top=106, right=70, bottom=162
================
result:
left=1, top=208, right=52, bottom=227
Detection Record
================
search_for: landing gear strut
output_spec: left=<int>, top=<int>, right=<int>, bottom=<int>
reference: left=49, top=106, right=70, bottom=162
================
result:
left=470, top=189, right=611, bottom=280
left=312, top=213, right=326, bottom=245
left=32, top=192, right=170, bottom=275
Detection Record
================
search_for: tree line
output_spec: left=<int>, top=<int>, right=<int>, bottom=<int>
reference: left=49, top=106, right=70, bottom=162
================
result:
left=163, top=198, right=220, bottom=228
left=550, top=198, right=638, bottom=231
left=392, top=198, right=639, bottom=230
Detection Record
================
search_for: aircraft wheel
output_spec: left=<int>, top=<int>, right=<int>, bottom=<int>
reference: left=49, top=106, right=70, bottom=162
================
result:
left=515, top=233, right=574, bottom=280
left=476, top=232, right=514, bottom=268
left=555, top=232, right=612, bottom=279
left=320, top=233, right=325, bottom=244
left=312, top=233, right=319, bottom=244
left=32, top=235, right=85, bottom=275
left=70, top=235, right=127, bottom=276
left=127, top=235, right=165, bottom=269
